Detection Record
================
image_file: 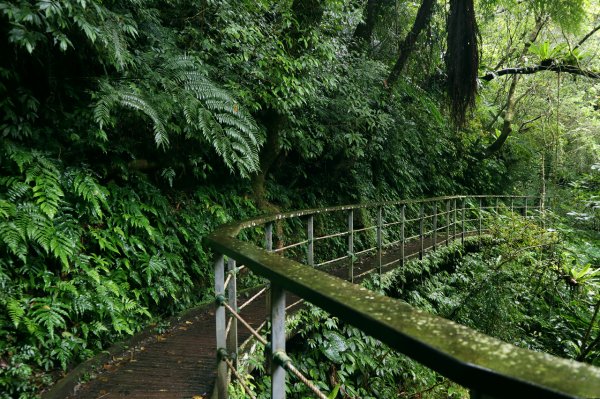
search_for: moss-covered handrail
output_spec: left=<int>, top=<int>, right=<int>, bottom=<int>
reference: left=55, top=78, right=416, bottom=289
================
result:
left=206, top=195, right=600, bottom=399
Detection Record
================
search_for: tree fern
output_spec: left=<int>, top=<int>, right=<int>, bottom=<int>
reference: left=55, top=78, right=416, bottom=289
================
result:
left=93, top=53, right=262, bottom=177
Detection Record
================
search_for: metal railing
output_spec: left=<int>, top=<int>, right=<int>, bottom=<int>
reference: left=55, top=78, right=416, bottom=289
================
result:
left=205, top=195, right=600, bottom=399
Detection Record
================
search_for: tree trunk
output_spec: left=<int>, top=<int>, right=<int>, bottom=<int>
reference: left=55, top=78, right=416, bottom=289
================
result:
left=251, top=0, right=325, bottom=210
left=352, top=0, right=384, bottom=51
left=386, top=0, right=436, bottom=88
left=484, top=74, right=519, bottom=156
left=251, top=109, right=285, bottom=211
left=445, top=0, right=479, bottom=125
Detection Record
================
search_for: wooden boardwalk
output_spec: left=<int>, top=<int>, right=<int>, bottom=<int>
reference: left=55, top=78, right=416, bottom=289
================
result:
left=44, top=236, right=449, bottom=399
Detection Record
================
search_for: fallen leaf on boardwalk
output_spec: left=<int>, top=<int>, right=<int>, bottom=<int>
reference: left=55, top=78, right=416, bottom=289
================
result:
left=156, top=335, right=167, bottom=342
left=178, top=326, right=187, bottom=331
left=99, top=377, right=109, bottom=382
left=185, top=320, right=193, bottom=324
left=192, top=396, right=204, bottom=399
left=102, top=364, right=114, bottom=371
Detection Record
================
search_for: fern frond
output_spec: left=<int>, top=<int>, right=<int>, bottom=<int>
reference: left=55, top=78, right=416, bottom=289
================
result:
left=0, top=199, right=16, bottom=219
left=90, top=320, right=109, bottom=337
left=0, top=221, right=27, bottom=259
left=73, top=172, right=109, bottom=219
left=25, top=157, right=64, bottom=219
left=7, top=181, right=31, bottom=202
left=7, top=297, right=25, bottom=327
left=95, top=81, right=170, bottom=148
left=49, top=228, right=75, bottom=269
left=30, top=298, right=69, bottom=340
left=73, top=295, right=94, bottom=316
left=144, top=255, right=167, bottom=284
left=4, top=143, right=34, bottom=172
left=17, top=202, right=53, bottom=252
left=118, top=92, right=169, bottom=147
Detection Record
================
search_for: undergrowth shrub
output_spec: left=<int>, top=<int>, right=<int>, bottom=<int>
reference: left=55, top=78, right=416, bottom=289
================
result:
left=0, top=143, right=258, bottom=397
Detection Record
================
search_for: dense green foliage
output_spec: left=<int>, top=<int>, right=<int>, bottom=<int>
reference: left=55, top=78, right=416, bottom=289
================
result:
left=0, top=0, right=598, bottom=397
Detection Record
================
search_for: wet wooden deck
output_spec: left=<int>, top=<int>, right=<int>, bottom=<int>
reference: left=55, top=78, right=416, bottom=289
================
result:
left=44, top=235, right=455, bottom=399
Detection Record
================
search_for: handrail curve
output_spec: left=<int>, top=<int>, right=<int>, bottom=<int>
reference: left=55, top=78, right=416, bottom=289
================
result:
left=206, top=195, right=600, bottom=399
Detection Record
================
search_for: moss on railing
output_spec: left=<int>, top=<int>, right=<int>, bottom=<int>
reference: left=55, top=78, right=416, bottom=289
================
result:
left=207, top=196, right=599, bottom=399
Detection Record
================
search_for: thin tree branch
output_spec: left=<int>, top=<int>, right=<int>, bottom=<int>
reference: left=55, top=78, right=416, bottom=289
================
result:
left=481, top=61, right=600, bottom=81
left=517, top=115, right=542, bottom=133
left=574, top=23, right=600, bottom=51
left=386, top=0, right=436, bottom=88
left=578, top=299, right=600, bottom=361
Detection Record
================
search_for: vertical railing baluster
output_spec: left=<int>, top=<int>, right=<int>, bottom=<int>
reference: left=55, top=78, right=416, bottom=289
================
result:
left=539, top=195, right=545, bottom=229
left=461, top=198, right=466, bottom=245
left=348, top=210, right=354, bottom=283
left=271, top=284, right=286, bottom=399
left=446, top=200, right=451, bottom=246
left=214, top=255, right=228, bottom=399
left=432, top=202, right=438, bottom=251
left=453, top=198, right=457, bottom=241
left=524, top=197, right=528, bottom=219
left=265, top=222, right=273, bottom=341
left=495, top=198, right=499, bottom=214
left=377, top=206, right=383, bottom=277
left=419, top=204, right=424, bottom=260
left=227, top=258, right=238, bottom=370
left=479, top=198, right=483, bottom=238
left=400, top=204, right=405, bottom=267
left=307, top=215, right=314, bottom=267
left=266, top=222, right=273, bottom=252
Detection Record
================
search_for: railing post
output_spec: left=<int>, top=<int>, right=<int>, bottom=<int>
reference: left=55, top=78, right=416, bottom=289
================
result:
left=265, top=222, right=273, bottom=252
left=400, top=204, right=405, bottom=267
left=432, top=202, right=438, bottom=251
left=478, top=198, right=483, bottom=238
left=348, top=210, right=354, bottom=283
left=307, top=215, right=314, bottom=267
left=419, top=204, right=424, bottom=260
left=265, top=222, right=273, bottom=337
left=461, top=198, right=466, bottom=245
left=377, top=206, right=383, bottom=277
left=227, top=258, right=238, bottom=369
left=539, top=195, right=545, bottom=229
left=214, top=254, right=228, bottom=399
left=453, top=198, right=457, bottom=241
left=524, top=197, right=528, bottom=219
left=271, top=284, right=286, bottom=399
left=495, top=198, right=499, bottom=214
left=446, top=200, right=451, bottom=246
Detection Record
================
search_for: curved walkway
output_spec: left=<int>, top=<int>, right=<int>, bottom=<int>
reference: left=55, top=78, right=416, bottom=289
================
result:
left=43, top=237, right=439, bottom=399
